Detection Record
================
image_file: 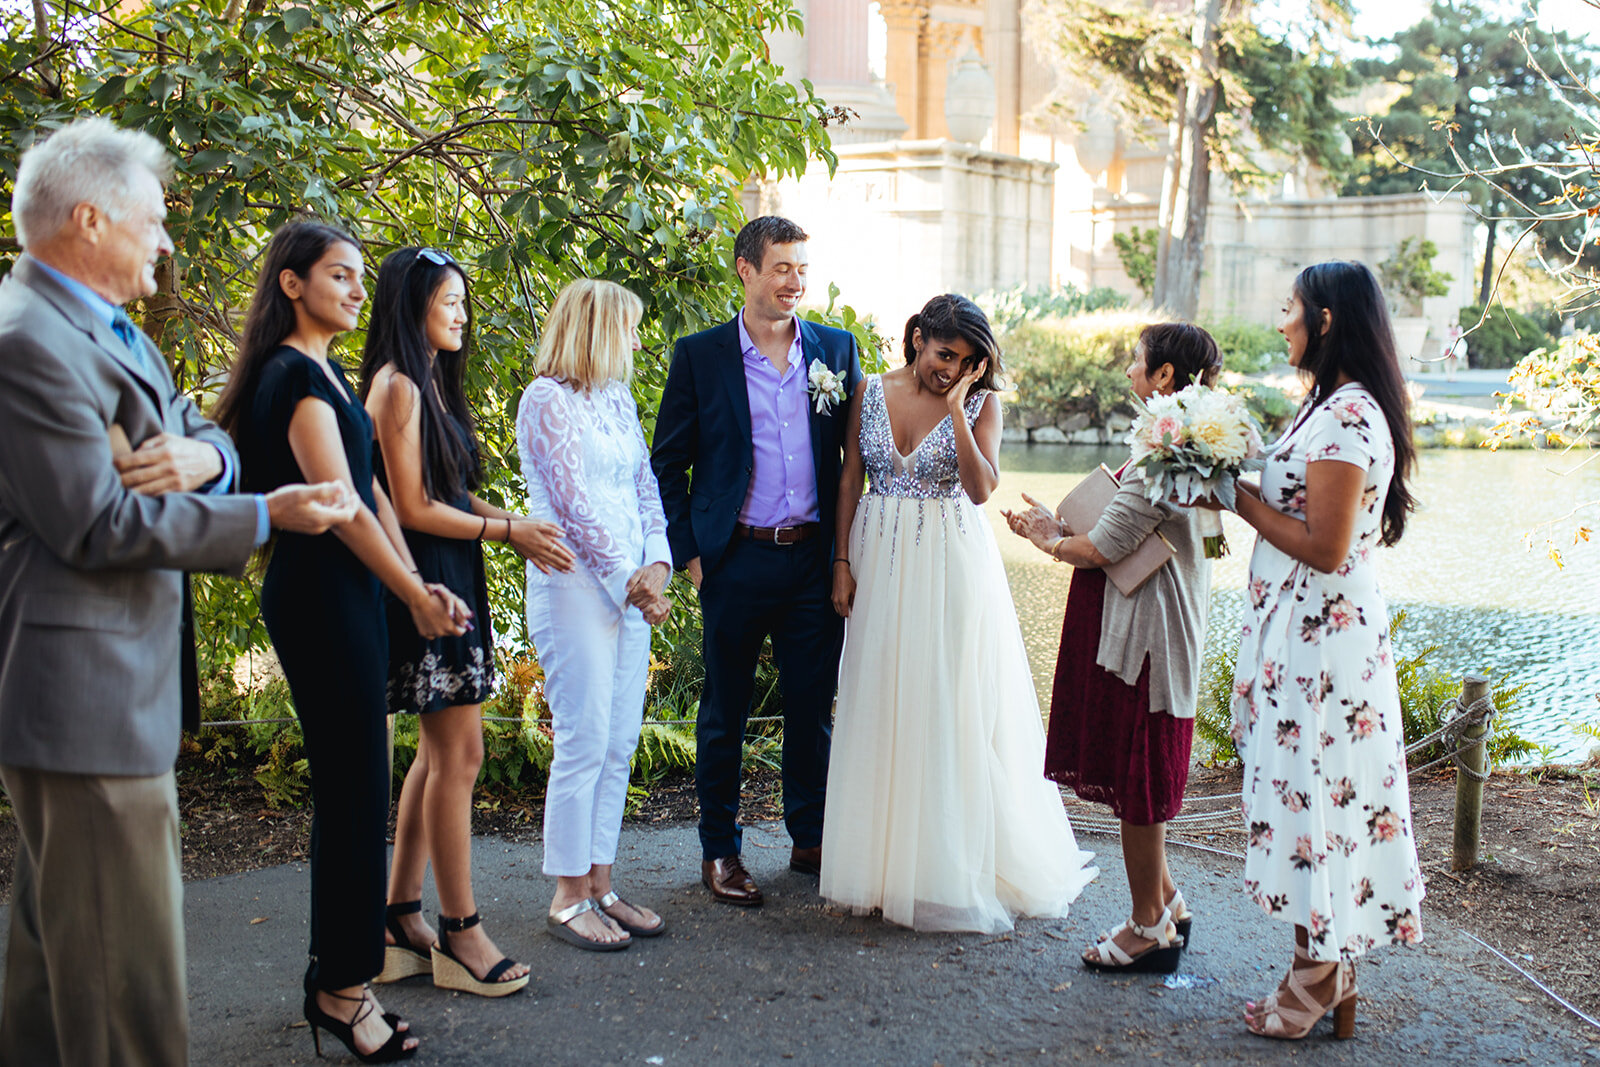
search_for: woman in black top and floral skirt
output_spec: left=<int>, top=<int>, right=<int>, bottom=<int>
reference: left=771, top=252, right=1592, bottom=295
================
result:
left=218, top=221, right=471, bottom=1062
left=359, top=247, right=574, bottom=997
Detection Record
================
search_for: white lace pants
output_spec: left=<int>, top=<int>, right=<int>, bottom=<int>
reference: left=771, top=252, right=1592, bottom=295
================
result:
left=526, top=579, right=652, bottom=877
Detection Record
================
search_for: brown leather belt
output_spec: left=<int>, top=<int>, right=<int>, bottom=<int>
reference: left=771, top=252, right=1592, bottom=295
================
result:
left=735, top=521, right=820, bottom=545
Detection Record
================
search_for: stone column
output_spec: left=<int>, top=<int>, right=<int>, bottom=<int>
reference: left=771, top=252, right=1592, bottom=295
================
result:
left=879, top=0, right=927, bottom=136
left=808, top=0, right=870, bottom=84
left=810, top=0, right=911, bottom=144
left=986, top=0, right=1022, bottom=154
left=920, top=20, right=972, bottom=141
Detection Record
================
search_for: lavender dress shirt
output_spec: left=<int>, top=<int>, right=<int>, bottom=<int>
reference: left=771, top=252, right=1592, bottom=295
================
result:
left=736, top=310, right=819, bottom=527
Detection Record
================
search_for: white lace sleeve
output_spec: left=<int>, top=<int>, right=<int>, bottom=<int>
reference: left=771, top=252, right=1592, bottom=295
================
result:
left=516, top=380, right=632, bottom=607
left=618, top=386, right=672, bottom=569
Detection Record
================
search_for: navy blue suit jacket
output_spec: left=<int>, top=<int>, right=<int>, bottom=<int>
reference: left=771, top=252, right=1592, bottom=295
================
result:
left=651, top=314, right=863, bottom=573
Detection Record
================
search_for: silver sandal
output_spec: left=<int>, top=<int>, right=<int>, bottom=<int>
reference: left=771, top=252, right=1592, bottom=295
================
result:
left=595, top=890, right=666, bottom=938
left=546, top=897, right=631, bottom=952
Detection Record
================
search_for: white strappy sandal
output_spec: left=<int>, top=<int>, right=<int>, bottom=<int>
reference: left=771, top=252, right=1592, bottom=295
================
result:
left=1082, top=904, right=1185, bottom=974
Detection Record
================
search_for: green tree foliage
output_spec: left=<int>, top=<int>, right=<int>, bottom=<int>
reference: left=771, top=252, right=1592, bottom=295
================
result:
left=1002, top=308, right=1166, bottom=424
left=1111, top=226, right=1158, bottom=299
left=974, top=282, right=1127, bottom=333
left=0, top=0, right=846, bottom=665
left=1376, top=236, right=1453, bottom=313
left=1456, top=302, right=1556, bottom=368
left=1344, top=3, right=1598, bottom=303
left=1198, top=315, right=1283, bottom=373
left=1025, top=0, right=1356, bottom=317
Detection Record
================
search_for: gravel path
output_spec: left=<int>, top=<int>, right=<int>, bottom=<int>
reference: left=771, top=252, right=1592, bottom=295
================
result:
left=8, top=821, right=1597, bottom=1065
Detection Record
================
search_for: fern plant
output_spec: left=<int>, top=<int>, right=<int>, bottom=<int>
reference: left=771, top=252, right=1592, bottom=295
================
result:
left=1192, top=611, right=1534, bottom=768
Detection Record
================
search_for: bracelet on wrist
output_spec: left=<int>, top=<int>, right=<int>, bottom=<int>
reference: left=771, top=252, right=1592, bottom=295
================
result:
left=477, top=516, right=488, bottom=541
left=504, top=517, right=512, bottom=542
left=1048, top=536, right=1066, bottom=561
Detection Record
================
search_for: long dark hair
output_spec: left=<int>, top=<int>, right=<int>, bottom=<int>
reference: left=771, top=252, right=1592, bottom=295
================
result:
left=902, top=293, right=1003, bottom=393
left=357, top=248, right=481, bottom=501
left=214, top=219, right=360, bottom=439
left=1288, top=260, right=1416, bottom=546
left=1140, top=322, right=1222, bottom=390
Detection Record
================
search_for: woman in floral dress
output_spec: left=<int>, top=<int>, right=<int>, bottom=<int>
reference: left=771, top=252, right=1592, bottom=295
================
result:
left=1224, top=260, right=1423, bottom=1040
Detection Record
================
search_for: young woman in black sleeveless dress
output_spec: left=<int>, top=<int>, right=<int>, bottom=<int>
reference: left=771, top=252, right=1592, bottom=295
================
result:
left=357, top=247, right=573, bottom=997
left=216, top=222, right=470, bottom=1063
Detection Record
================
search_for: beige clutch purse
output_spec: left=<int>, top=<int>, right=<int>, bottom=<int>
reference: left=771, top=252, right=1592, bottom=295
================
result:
left=1056, top=463, right=1174, bottom=597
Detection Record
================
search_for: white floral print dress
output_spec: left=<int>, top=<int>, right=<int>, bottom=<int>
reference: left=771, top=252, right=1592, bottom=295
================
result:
left=1231, top=383, right=1424, bottom=961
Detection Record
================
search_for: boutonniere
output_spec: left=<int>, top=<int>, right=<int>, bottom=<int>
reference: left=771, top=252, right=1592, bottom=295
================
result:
left=807, top=358, right=846, bottom=415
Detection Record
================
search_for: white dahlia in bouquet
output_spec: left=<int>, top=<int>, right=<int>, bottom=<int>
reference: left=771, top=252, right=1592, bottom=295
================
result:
left=1126, top=383, right=1265, bottom=557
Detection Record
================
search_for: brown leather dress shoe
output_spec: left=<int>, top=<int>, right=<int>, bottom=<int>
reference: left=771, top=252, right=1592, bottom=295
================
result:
left=789, top=845, right=821, bottom=876
left=702, top=855, right=763, bottom=906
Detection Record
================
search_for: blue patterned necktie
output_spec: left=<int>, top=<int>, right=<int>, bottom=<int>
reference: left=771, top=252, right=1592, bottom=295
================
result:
left=110, top=308, right=150, bottom=372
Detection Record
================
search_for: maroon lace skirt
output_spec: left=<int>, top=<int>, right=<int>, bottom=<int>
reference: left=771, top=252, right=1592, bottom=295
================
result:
left=1044, top=566, right=1193, bottom=826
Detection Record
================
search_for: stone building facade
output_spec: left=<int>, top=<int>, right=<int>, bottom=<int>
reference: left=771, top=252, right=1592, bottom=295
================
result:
left=763, top=0, right=1477, bottom=362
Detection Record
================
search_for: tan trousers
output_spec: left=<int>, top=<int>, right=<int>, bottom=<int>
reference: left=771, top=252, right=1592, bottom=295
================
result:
left=0, top=765, right=187, bottom=1067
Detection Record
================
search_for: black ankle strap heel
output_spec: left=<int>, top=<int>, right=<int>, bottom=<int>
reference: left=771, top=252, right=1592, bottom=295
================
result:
left=431, top=911, right=529, bottom=998
left=375, top=900, right=432, bottom=983
left=303, top=985, right=416, bottom=1063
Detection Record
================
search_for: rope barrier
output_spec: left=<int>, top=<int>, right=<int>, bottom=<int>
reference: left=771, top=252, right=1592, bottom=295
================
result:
left=198, top=695, right=1499, bottom=810
left=198, top=713, right=787, bottom=729
left=1403, top=693, right=1497, bottom=781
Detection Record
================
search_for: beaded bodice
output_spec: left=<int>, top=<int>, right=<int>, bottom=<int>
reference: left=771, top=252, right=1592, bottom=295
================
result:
left=860, top=374, right=988, bottom=500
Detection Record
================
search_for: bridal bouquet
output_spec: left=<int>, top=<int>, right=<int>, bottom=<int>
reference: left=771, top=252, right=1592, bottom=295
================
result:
left=1126, top=384, right=1265, bottom=558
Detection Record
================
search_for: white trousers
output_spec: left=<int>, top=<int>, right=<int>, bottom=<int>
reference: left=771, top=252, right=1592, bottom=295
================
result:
left=526, top=579, right=652, bottom=877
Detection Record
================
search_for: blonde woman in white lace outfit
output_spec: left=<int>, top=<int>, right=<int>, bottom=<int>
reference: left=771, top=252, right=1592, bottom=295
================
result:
left=517, top=279, right=673, bottom=951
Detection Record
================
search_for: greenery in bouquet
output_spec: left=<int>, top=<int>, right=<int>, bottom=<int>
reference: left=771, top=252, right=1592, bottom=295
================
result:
left=1126, top=384, right=1266, bottom=557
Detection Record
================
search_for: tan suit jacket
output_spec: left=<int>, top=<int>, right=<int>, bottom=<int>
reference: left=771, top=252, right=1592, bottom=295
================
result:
left=0, top=254, right=259, bottom=777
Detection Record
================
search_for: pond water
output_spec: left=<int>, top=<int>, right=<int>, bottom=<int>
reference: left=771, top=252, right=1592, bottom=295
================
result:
left=985, top=444, right=1600, bottom=763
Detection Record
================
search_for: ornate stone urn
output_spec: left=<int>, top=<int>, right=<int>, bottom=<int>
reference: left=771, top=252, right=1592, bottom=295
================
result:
left=944, top=47, right=995, bottom=145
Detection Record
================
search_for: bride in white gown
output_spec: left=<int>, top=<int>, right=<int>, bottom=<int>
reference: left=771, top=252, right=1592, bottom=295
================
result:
left=822, top=294, right=1097, bottom=933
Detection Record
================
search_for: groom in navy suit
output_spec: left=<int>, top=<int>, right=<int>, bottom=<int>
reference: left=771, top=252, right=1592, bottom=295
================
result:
left=652, top=216, right=863, bottom=905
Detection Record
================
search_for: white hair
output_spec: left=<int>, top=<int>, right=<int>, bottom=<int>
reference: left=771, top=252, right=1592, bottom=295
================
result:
left=11, top=116, right=173, bottom=248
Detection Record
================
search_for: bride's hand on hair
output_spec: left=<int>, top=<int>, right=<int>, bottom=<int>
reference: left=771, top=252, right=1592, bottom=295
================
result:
left=946, top=357, right=988, bottom=414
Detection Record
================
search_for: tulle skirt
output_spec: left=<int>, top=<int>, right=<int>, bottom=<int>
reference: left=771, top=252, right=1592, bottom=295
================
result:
left=821, top=492, right=1098, bottom=933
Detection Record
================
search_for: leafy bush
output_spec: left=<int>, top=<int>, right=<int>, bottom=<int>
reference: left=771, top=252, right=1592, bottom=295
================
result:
left=1230, top=383, right=1296, bottom=437
left=977, top=283, right=1127, bottom=334
left=1002, top=309, right=1165, bottom=424
left=1459, top=303, right=1558, bottom=370
left=1378, top=237, right=1453, bottom=314
left=1111, top=227, right=1159, bottom=299
left=1195, top=611, right=1532, bottom=767
left=1534, top=302, right=1600, bottom=337
left=803, top=282, right=893, bottom=373
left=1201, top=317, right=1285, bottom=374
left=2, top=0, right=859, bottom=694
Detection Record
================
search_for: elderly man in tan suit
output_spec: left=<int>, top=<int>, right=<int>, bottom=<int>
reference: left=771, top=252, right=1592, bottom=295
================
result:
left=0, top=118, right=357, bottom=1066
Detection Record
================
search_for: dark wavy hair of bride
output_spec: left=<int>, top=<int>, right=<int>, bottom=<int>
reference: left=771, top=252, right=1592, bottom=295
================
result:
left=1287, top=260, right=1417, bottom=546
left=213, top=219, right=361, bottom=444
left=356, top=248, right=481, bottom=502
left=902, top=293, right=1003, bottom=393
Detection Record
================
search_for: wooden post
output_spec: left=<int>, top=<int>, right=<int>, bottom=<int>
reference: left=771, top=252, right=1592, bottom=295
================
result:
left=1451, top=674, right=1491, bottom=872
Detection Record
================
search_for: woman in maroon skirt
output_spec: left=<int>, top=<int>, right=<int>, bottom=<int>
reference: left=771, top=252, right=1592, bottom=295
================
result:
left=1004, top=322, right=1221, bottom=974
